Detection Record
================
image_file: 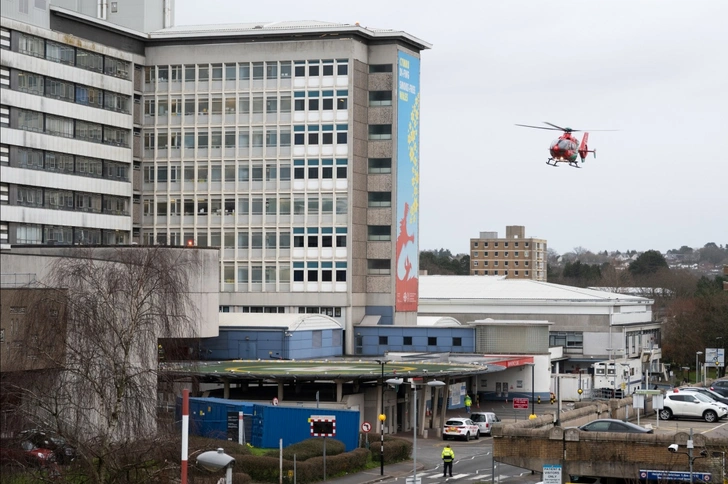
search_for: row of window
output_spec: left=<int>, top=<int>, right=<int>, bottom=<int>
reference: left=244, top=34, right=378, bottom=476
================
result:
left=14, top=108, right=130, bottom=147
left=144, top=60, right=350, bottom=84
left=140, top=158, right=390, bottom=184
left=143, top=126, right=355, bottom=150
left=473, top=241, right=532, bottom=248
left=142, top=230, right=348, bottom=252
left=15, top=70, right=131, bottom=113
left=12, top=223, right=128, bottom=245
left=374, top=336, right=463, bottom=347
left=14, top=185, right=129, bottom=216
left=473, top=260, right=530, bottom=267
left=142, top=195, right=349, bottom=217
left=473, top=270, right=530, bottom=276
left=12, top=146, right=129, bottom=182
left=143, top=160, right=349, bottom=184
left=473, top=251, right=531, bottom=258
left=143, top=91, right=350, bottom=116
left=13, top=31, right=130, bottom=79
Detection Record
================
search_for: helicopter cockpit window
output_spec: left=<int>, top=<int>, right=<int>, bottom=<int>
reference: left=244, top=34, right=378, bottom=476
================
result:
left=553, top=139, right=576, bottom=151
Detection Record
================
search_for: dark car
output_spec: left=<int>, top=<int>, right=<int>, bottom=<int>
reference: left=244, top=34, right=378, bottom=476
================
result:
left=18, top=430, right=76, bottom=465
left=710, top=380, right=728, bottom=397
left=680, top=387, right=728, bottom=405
left=578, top=419, right=653, bottom=433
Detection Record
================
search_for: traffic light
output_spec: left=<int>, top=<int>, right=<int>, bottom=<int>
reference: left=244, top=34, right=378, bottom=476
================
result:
left=550, top=393, right=556, bottom=404
left=537, top=396, right=541, bottom=404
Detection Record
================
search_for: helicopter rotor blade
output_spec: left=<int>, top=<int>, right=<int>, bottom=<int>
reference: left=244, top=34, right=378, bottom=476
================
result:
left=542, top=121, right=578, bottom=132
left=515, top=124, right=563, bottom=131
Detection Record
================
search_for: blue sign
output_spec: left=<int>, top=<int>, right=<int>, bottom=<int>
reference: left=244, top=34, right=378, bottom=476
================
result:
left=641, top=470, right=712, bottom=482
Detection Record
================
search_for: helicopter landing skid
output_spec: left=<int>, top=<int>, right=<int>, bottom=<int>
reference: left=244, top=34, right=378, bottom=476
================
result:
left=546, top=159, right=559, bottom=167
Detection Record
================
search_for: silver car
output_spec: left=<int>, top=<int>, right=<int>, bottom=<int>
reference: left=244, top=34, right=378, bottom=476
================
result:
left=469, top=412, right=501, bottom=436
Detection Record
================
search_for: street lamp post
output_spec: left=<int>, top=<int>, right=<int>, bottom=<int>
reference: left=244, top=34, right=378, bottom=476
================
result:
left=668, top=428, right=708, bottom=484
left=606, top=348, right=616, bottom=397
left=528, top=363, right=535, bottom=417
left=696, top=351, right=703, bottom=385
left=375, top=360, right=388, bottom=476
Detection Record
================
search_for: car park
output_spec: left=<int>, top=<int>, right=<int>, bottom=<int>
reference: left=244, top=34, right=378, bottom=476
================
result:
left=577, top=419, right=653, bottom=433
left=443, top=418, right=480, bottom=441
left=679, top=387, right=728, bottom=405
left=659, top=391, right=728, bottom=422
left=470, top=412, right=501, bottom=436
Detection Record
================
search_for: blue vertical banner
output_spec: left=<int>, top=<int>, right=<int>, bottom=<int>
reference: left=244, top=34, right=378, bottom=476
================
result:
left=395, top=51, right=420, bottom=312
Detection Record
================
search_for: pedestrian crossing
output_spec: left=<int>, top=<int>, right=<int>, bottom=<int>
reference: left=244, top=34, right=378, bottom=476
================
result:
left=415, top=471, right=523, bottom=481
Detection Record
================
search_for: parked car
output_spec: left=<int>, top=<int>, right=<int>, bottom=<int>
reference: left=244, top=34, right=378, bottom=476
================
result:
left=577, top=419, right=653, bottom=433
left=679, top=387, right=728, bottom=406
left=659, top=391, right=728, bottom=422
left=710, top=380, right=728, bottom=397
left=470, top=412, right=501, bottom=436
left=0, top=438, right=59, bottom=473
left=18, top=430, right=76, bottom=465
left=443, top=418, right=480, bottom=441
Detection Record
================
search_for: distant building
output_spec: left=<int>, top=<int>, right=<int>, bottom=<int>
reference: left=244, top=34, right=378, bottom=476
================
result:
left=469, top=226, right=547, bottom=281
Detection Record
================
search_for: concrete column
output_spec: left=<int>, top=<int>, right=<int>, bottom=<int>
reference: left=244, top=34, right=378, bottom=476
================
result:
left=223, top=378, right=230, bottom=399
left=417, top=385, right=427, bottom=437
left=278, top=381, right=284, bottom=401
left=335, top=379, right=343, bottom=403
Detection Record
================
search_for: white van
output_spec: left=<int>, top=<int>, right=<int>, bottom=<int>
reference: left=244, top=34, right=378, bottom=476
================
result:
left=469, top=412, right=500, bottom=436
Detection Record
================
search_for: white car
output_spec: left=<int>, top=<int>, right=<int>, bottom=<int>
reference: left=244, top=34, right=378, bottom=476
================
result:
left=470, top=412, right=501, bottom=436
left=443, top=418, right=480, bottom=441
left=659, top=391, right=728, bottom=422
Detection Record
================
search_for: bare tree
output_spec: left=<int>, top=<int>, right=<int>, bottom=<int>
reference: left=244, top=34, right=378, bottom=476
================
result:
left=5, top=246, right=201, bottom=482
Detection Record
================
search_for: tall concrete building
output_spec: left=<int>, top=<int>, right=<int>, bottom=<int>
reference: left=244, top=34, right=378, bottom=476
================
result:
left=0, top=2, right=429, bottom=354
left=469, top=226, right=547, bottom=281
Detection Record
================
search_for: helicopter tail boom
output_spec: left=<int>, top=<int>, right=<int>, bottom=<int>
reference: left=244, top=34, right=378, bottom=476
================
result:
left=578, top=132, right=595, bottom=162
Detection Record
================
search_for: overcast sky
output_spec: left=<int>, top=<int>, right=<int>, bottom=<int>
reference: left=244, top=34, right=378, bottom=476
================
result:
left=174, top=0, right=727, bottom=255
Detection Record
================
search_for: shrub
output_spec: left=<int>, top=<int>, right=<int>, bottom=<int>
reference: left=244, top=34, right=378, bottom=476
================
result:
left=263, top=438, right=346, bottom=461
left=363, top=433, right=412, bottom=464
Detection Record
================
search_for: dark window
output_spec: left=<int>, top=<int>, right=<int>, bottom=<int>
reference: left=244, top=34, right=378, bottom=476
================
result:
left=321, top=270, right=332, bottom=282
left=379, top=336, right=388, bottom=345
left=322, top=167, right=333, bottom=179
left=336, top=132, right=348, bottom=144
left=293, top=270, right=304, bottom=281
left=294, top=236, right=304, bottom=247
left=294, top=65, right=305, bottom=76
left=308, top=167, right=319, bottom=178
left=336, top=270, right=346, bottom=282
left=403, top=336, right=413, bottom=345
left=369, top=64, right=393, bottom=73
left=323, top=65, right=334, bottom=76
left=294, top=99, right=305, bottom=111
left=307, top=270, right=318, bottom=282
left=308, top=132, right=319, bottom=144
left=368, top=158, right=392, bottom=173
left=322, top=98, right=333, bottom=110
left=337, top=166, right=347, bottom=178
left=309, top=99, right=319, bottom=110
left=322, top=132, right=333, bottom=144
left=336, top=235, right=347, bottom=247
left=294, top=133, right=305, bottom=145
left=428, top=337, right=437, bottom=346
left=322, top=235, right=332, bottom=247
left=453, top=337, right=462, bottom=347
left=308, top=236, right=318, bottom=247
left=337, top=64, right=348, bottom=75
left=294, top=167, right=305, bottom=179
left=309, top=65, right=319, bottom=76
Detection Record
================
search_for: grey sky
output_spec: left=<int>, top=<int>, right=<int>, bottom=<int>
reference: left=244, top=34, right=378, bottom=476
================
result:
left=174, top=0, right=727, bottom=255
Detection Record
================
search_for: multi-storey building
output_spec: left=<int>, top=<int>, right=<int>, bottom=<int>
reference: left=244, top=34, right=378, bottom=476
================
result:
left=1, top=2, right=430, bottom=354
left=469, top=226, right=547, bottom=281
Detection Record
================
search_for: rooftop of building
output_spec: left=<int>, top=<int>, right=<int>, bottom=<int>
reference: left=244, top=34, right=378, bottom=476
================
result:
left=419, top=275, right=653, bottom=303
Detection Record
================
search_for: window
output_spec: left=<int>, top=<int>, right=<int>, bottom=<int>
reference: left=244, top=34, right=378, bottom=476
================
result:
left=17, top=72, right=44, bottom=95
left=403, top=336, right=412, bottom=345
left=368, top=158, right=392, bottom=173
left=17, top=33, right=44, bottom=58
left=46, top=41, right=75, bottom=65
left=76, top=121, right=103, bottom=143
left=198, top=65, right=209, bottom=82
left=369, top=91, right=393, bottom=106
left=45, top=115, right=73, bottom=138
left=105, top=57, right=130, bottom=79
left=76, top=49, right=103, bottom=73
left=453, top=337, right=462, bottom=347
left=367, top=225, right=391, bottom=241
left=369, top=64, right=393, bottom=73
left=368, top=192, right=391, bottom=207
left=75, top=85, right=102, bottom=108
left=252, top=62, right=264, bottom=80
left=379, top=336, right=388, bottom=345
left=368, top=124, right=392, bottom=140
left=46, top=78, right=74, bottom=101
left=337, top=63, right=348, bottom=75
left=367, top=259, right=390, bottom=275
left=428, top=337, right=437, bottom=346
left=18, top=110, right=44, bottom=132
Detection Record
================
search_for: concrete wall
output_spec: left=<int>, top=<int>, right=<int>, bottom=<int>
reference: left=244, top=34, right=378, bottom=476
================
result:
left=493, top=399, right=723, bottom=480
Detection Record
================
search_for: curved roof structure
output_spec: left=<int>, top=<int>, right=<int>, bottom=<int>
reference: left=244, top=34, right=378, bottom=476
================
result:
left=219, top=313, right=342, bottom=331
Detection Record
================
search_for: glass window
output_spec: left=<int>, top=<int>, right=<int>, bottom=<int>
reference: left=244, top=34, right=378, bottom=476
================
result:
left=76, top=121, right=103, bottom=143
left=105, top=57, right=130, bottom=79
left=280, top=62, right=292, bottom=79
left=46, top=41, right=75, bottom=65
left=368, top=158, right=392, bottom=173
left=280, top=95, right=291, bottom=113
left=252, top=62, right=264, bottom=80
left=198, top=65, right=209, bottom=82
left=266, top=62, right=278, bottom=80
left=368, top=192, right=391, bottom=207
left=45, top=78, right=74, bottom=101
left=45, top=115, right=74, bottom=138
left=239, top=63, right=250, bottom=80
left=18, top=110, right=44, bottom=132
left=17, top=33, right=44, bottom=58
left=76, top=49, right=103, bottom=73
left=369, top=64, right=393, bottom=73
left=17, top=72, right=44, bottom=95
left=368, top=124, right=392, bottom=140
left=367, top=259, right=391, bottom=275
left=75, top=85, right=103, bottom=108
left=368, top=225, right=391, bottom=241
left=369, top=91, right=393, bottom=106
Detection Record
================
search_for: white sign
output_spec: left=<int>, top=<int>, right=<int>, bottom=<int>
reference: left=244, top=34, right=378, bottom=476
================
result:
left=652, top=395, right=664, bottom=410
left=543, top=464, right=562, bottom=484
left=361, top=421, right=372, bottom=433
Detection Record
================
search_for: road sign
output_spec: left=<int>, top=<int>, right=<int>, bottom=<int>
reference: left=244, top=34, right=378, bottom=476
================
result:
left=513, top=398, right=529, bottom=409
left=543, top=464, right=562, bottom=484
left=361, top=421, right=372, bottom=433
left=641, top=470, right=712, bottom=482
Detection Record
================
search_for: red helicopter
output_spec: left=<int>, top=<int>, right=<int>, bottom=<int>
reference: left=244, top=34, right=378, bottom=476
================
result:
left=515, top=122, right=612, bottom=168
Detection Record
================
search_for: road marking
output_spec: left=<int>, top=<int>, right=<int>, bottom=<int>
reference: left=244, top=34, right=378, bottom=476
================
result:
left=448, top=474, right=469, bottom=480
